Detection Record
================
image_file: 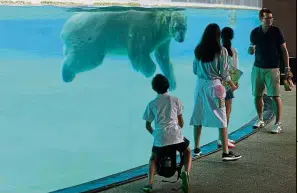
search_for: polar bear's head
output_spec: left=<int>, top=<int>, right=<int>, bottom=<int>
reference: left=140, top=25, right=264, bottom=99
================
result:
left=167, top=12, right=187, bottom=43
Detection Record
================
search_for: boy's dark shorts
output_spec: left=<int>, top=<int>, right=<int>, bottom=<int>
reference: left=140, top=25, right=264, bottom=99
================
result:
left=152, top=138, right=190, bottom=157
left=225, top=89, right=235, bottom=101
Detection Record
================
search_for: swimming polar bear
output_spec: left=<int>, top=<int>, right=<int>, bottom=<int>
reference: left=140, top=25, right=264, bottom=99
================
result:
left=60, top=10, right=187, bottom=90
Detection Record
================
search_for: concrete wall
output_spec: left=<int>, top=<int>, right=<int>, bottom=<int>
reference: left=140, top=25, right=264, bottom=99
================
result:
left=263, top=0, right=297, bottom=57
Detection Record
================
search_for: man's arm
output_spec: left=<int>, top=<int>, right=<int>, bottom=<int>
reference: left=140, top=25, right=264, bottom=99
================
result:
left=280, top=43, right=290, bottom=69
left=276, top=28, right=290, bottom=72
left=145, top=121, right=154, bottom=134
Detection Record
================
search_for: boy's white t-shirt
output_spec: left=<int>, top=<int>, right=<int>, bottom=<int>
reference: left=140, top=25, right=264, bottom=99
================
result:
left=143, top=93, right=185, bottom=147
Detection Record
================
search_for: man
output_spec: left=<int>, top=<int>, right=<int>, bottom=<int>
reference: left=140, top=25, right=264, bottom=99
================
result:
left=248, top=8, right=291, bottom=133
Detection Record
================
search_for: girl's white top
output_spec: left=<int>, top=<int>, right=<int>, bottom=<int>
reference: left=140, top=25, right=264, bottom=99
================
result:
left=193, top=46, right=231, bottom=82
left=228, top=47, right=239, bottom=69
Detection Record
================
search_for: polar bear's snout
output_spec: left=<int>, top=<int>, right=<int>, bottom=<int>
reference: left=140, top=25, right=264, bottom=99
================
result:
left=62, top=65, right=75, bottom=83
left=174, top=29, right=186, bottom=43
left=177, top=32, right=185, bottom=42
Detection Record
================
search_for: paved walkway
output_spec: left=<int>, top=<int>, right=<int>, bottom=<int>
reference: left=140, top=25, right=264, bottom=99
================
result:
left=100, top=88, right=296, bottom=193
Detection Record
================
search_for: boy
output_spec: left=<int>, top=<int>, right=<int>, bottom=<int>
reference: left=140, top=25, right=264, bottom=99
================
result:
left=142, top=74, right=192, bottom=193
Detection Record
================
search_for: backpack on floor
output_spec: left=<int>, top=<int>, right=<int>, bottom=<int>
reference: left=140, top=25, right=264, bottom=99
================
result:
left=156, top=148, right=184, bottom=183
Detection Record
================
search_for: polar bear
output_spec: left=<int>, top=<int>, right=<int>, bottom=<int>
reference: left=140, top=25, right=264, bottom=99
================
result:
left=60, top=10, right=187, bottom=90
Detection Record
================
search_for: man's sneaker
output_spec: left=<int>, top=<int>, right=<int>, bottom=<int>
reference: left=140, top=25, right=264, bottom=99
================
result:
left=217, top=139, right=236, bottom=148
left=222, top=151, right=242, bottom=161
left=253, top=119, right=265, bottom=128
left=193, top=148, right=201, bottom=156
left=181, top=171, right=189, bottom=193
left=142, top=184, right=153, bottom=193
left=271, top=123, right=282, bottom=134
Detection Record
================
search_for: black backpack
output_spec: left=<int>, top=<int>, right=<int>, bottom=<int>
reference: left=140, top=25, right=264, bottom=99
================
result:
left=156, top=148, right=184, bottom=184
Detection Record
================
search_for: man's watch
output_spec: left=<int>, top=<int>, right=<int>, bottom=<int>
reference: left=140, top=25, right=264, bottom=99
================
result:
left=285, top=67, right=293, bottom=78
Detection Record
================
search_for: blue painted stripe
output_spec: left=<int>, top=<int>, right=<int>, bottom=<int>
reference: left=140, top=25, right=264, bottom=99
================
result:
left=51, top=96, right=274, bottom=193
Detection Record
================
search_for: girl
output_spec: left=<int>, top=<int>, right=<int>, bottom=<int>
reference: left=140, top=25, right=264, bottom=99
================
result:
left=190, top=23, right=241, bottom=161
left=217, top=27, right=239, bottom=148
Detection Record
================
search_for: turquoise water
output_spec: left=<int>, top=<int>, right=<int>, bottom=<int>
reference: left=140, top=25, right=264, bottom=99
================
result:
left=0, top=6, right=260, bottom=193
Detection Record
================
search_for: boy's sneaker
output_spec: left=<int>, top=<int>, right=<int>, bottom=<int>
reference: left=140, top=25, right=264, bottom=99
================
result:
left=217, top=139, right=236, bottom=148
left=181, top=171, right=189, bottom=193
left=271, top=123, right=282, bottom=134
left=142, top=184, right=153, bottom=193
left=222, top=151, right=242, bottom=161
left=193, top=148, right=201, bottom=156
left=253, top=119, right=265, bottom=128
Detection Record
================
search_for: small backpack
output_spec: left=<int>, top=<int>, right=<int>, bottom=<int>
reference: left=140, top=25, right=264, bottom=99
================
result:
left=156, top=148, right=184, bottom=183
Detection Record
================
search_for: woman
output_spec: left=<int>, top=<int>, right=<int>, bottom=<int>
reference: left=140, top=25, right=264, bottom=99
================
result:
left=217, top=27, right=239, bottom=148
left=190, top=23, right=241, bottom=161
